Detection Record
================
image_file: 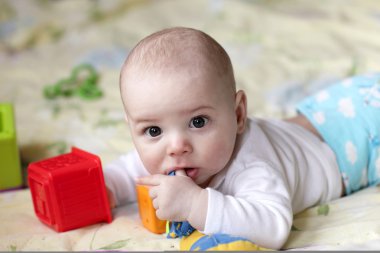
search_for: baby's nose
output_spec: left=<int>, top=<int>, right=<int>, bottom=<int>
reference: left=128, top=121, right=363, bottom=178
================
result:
left=167, top=134, right=192, bottom=156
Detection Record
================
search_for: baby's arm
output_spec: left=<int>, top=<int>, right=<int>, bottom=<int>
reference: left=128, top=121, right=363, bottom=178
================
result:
left=106, top=186, right=116, bottom=209
left=103, top=149, right=149, bottom=207
left=204, top=162, right=293, bottom=249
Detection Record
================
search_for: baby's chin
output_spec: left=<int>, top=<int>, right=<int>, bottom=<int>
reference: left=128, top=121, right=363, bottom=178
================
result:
left=196, top=175, right=214, bottom=188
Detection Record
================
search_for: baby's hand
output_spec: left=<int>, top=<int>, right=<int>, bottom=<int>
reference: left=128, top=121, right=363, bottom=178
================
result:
left=137, top=170, right=202, bottom=222
left=106, top=186, right=116, bottom=209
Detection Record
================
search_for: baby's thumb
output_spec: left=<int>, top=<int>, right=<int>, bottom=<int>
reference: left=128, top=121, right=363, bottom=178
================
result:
left=174, top=169, right=187, bottom=176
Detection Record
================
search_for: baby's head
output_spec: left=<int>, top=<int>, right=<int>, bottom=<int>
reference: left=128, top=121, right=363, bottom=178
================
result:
left=120, top=27, right=247, bottom=187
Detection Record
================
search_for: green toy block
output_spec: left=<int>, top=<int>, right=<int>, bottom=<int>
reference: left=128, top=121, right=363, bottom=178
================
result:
left=0, top=104, right=22, bottom=190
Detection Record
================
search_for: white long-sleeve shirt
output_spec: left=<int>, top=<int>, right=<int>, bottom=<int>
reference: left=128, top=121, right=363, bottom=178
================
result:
left=103, top=117, right=342, bottom=249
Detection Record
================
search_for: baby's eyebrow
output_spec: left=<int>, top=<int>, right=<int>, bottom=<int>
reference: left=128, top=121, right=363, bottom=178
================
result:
left=133, top=117, right=159, bottom=126
left=126, top=111, right=158, bottom=126
left=130, top=105, right=214, bottom=126
left=185, top=105, right=214, bottom=114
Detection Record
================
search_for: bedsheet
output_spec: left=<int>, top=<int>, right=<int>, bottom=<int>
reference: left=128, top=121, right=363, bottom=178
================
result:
left=0, top=189, right=179, bottom=251
left=1, top=0, right=380, bottom=250
left=2, top=185, right=380, bottom=250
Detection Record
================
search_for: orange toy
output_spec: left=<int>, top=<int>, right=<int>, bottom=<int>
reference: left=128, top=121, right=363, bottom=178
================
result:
left=136, top=184, right=166, bottom=234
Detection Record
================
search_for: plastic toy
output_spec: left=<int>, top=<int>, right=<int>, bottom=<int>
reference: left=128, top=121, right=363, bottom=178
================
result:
left=28, top=147, right=112, bottom=232
left=0, top=103, right=22, bottom=191
left=136, top=184, right=166, bottom=234
left=180, top=230, right=271, bottom=251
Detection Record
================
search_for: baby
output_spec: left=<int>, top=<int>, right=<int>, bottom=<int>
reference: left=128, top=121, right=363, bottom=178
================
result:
left=104, top=27, right=380, bottom=249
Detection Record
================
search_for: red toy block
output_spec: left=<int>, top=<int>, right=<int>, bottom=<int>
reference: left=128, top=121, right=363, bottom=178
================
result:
left=28, top=147, right=112, bottom=232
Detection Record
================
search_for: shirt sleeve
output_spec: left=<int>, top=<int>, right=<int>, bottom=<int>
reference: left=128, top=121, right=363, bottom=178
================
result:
left=203, top=161, right=293, bottom=250
left=102, top=149, right=149, bottom=206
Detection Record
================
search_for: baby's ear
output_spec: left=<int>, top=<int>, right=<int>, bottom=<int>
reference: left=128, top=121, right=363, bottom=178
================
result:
left=235, top=90, right=247, bottom=134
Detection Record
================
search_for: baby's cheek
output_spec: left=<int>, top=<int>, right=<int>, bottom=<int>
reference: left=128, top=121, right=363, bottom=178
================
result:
left=140, top=150, right=163, bottom=175
left=206, top=135, right=234, bottom=167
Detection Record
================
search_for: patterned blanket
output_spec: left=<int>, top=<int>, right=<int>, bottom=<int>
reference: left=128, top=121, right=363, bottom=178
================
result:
left=1, top=0, right=380, bottom=250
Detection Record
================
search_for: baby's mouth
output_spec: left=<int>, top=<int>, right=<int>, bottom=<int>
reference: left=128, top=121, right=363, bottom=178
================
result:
left=184, top=167, right=198, bottom=179
left=168, top=168, right=198, bottom=179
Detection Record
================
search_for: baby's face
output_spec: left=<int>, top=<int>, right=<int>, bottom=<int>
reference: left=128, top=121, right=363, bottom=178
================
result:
left=122, top=69, right=240, bottom=187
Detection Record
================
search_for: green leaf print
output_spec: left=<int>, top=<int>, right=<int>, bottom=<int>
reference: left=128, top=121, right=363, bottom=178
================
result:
left=98, top=239, right=130, bottom=250
left=317, top=204, right=329, bottom=216
left=291, top=225, right=301, bottom=231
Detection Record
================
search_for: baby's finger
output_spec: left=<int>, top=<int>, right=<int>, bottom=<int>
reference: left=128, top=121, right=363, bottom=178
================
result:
left=136, top=175, right=163, bottom=186
left=175, top=169, right=187, bottom=176
left=149, top=186, right=158, bottom=199
left=152, top=197, right=159, bottom=210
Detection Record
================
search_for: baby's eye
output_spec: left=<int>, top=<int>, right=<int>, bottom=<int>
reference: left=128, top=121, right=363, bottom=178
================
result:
left=144, top=126, right=162, bottom=137
left=189, top=116, right=208, bottom=128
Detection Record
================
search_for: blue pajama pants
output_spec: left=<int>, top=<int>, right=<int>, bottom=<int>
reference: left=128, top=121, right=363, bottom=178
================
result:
left=297, top=74, right=380, bottom=195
